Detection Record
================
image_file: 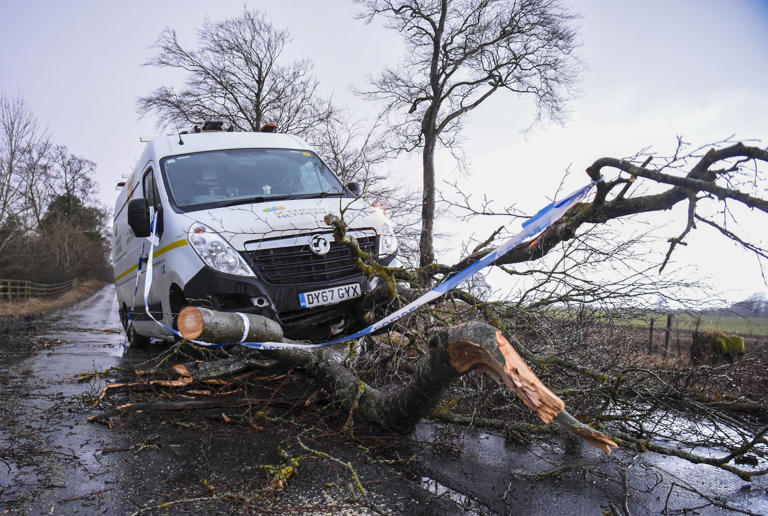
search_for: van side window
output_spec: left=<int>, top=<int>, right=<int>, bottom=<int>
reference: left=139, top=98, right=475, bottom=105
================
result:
left=143, top=168, right=160, bottom=207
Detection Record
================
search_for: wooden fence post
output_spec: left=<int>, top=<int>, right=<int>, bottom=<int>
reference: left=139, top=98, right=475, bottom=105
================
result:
left=648, top=318, right=655, bottom=353
left=664, top=314, right=674, bottom=358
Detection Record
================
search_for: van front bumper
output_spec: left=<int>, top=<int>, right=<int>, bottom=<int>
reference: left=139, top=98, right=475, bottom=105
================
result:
left=181, top=266, right=384, bottom=339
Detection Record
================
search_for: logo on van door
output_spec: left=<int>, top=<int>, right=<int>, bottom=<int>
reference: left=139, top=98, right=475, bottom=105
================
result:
left=309, top=235, right=331, bottom=256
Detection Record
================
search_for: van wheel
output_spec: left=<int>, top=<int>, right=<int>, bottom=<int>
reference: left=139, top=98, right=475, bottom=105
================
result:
left=168, top=284, right=188, bottom=336
left=127, top=323, right=151, bottom=348
left=118, top=307, right=129, bottom=331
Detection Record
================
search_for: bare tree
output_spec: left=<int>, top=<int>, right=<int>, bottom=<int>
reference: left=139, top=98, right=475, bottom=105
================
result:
left=446, top=186, right=713, bottom=312
left=357, top=0, right=579, bottom=267
left=19, top=136, right=54, bottom=229
left=138, top=9, right=335, bottom=134
left=49, top=145, right=97, bottom=213
left=0, top=94, right=49, bottom=238
left=310, top=114, right=392, bottom=190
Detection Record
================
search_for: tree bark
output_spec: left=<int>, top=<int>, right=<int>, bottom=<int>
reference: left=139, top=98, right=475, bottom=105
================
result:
left=419, top=134, right=437, bottom=267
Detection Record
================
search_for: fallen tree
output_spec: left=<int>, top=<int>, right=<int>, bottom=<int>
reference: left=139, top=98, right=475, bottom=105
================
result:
left=177, top=307, right=617, bottom=451
left=94, top=139, right=768, bottom=481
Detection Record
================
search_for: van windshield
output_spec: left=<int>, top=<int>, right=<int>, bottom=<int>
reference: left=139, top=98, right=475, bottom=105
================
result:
left=160, top=148, right=346, bottom=211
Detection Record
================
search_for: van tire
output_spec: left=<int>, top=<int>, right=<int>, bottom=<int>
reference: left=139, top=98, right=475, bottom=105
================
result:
left=119, top=306, right=129, bottom=331
left=127, top=323, right=152, bottom=348
left=119, top=306, right=150, bottom=347
left=169, top=284, right=186, bottom=331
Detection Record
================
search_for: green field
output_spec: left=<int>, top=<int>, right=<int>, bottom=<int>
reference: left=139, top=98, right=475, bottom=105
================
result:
left=546, top=306, right=768, bottom=337
left=630, top=314, right=768, bottom=337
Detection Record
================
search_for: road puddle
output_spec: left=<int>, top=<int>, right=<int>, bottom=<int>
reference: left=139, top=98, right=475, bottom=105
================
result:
left=411, top=418, right=768, bottom=514
left=420, top=475, right=490, bottom=514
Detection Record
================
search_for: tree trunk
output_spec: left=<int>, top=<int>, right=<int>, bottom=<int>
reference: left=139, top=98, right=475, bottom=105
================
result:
left=177, top=306, right=283, bottom=344
left=419, top=133, right=437, bottom=267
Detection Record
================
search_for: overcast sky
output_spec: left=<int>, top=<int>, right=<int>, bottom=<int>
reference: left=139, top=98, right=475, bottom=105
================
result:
left=1, top=0, right=766, bottom=302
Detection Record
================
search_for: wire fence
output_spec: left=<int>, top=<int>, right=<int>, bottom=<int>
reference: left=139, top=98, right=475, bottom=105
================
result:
left=0, top=278, right=80, bottom=301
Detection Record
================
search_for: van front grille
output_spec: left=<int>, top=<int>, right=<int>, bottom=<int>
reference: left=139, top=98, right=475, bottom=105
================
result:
left=246, top=236, right=377, bottom=285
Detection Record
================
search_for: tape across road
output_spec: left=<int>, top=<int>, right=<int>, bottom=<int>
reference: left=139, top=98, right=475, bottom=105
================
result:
left=136, top=180, right=598, bottom=350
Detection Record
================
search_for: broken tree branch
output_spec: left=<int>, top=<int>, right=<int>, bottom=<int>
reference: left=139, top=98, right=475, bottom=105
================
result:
left=359, top=142, right=768, bottom=290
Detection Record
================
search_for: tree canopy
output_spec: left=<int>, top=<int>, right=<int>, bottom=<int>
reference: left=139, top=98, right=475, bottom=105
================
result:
left=138, top=9, right=335, bottom=135
left=357, top=0, right=580, bottom=266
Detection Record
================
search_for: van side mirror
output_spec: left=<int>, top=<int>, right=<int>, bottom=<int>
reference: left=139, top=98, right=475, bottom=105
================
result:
left=127, top=198, right=151, bottom=237
left=347, top=182, right=362, bottom=196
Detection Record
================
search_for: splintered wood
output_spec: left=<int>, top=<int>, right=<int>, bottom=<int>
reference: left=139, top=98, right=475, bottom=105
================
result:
left=94, top=364, right=195, bottom=405
left=151, top=364, right=194, bottom=387
left=447, top=331, right=564, bottom=424
left=447, top=330, right=617, bottom=453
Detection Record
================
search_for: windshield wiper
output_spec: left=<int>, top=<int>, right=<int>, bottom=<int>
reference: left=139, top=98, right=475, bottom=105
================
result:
left=219, top=192, right=343, bottom=207
left=220, top=195, right=271, bottom=207
left=282, top=191, right=344, bottom=200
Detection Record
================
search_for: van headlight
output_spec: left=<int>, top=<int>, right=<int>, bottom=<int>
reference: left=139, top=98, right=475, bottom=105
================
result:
left=188, top=222, right=255, bottom=277
left=379, top=219, right=398, bottom=257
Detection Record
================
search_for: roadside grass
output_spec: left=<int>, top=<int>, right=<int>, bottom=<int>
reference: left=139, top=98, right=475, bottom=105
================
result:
left=0, top=279, right=105, bottom=318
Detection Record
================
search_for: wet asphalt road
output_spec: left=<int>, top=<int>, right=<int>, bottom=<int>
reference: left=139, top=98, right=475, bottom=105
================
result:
left=0, top=285, right=766, bottom=515
left=0, top=286, right=456, bottom=515
left=0, top=286, right=130, bottom=513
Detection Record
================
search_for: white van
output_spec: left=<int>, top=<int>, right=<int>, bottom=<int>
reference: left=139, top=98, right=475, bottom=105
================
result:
left=112, top=124, right=398, bottom=346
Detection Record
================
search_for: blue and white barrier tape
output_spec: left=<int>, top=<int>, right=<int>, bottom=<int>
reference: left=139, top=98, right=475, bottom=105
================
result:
left=140, top=180, right=597, bottom=350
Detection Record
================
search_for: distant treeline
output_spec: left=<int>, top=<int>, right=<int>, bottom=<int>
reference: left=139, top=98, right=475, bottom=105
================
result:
left=0, top=93, right=110, bottom=284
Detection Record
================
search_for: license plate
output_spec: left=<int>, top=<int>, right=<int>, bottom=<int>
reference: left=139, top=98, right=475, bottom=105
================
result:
left=298, top=283, right=361, bottom=308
